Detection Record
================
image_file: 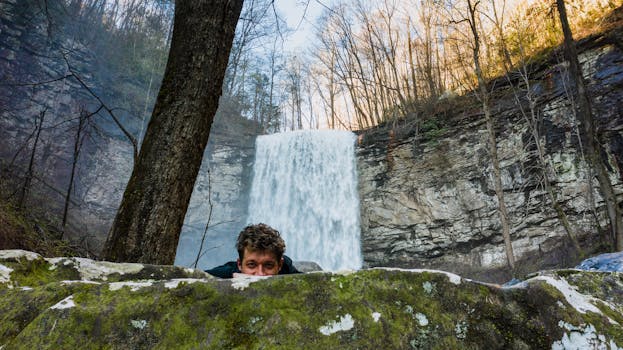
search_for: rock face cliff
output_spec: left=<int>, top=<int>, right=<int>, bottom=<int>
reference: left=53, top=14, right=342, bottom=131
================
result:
left=0, top=0, right=117, bottom=246
left=357, top=30, right=623, bottom=282
left=0, top=0, right=259, bottom=255
left=1, top=250, right=622, bottom=349
left=3, top=0, right=622, bottom=281
left=175, top=113, right=259, bottom=269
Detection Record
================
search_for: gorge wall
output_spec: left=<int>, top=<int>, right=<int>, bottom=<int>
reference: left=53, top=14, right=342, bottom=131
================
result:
left=0, top=0, right=259, bottom=258
left=175, top=114, right=258, bottom=269
left=4, top=0, right=623, bottom=282
left=356, top=30, right=623, bottom=282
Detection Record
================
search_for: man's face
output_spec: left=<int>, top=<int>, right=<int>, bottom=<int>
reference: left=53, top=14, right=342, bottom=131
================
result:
left=237, top=248, right=283, bottom=276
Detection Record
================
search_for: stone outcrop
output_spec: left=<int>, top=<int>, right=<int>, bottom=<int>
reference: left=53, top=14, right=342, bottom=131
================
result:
left=1, top=250, right=622, bottom=349
left=357, top=30, right=623, bottom=282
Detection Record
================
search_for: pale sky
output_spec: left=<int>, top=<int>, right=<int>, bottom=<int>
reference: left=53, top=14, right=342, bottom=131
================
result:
left=274, top=0, right=326, bottom=51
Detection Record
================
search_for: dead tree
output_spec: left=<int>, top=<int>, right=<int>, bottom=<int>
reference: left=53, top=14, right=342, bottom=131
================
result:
left=18, top=108, right=47, bottom=209
left=192, top=168, right=214, bottom=269
left=556, top=0, right=623, bottom=251
left=492, top=1, right=584, bottom=255
left=465, top=0, right=516, bottom=272
left=61, top=106, right=97, bottom=235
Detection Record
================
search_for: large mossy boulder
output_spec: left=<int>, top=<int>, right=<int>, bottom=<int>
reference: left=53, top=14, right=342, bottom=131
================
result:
left=1, top=250, right=622, bottom=349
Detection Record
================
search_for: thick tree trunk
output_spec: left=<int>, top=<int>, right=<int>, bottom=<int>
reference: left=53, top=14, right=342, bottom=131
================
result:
left=102, top=0, right=244, bottom=264
left=556, top=0, right=623, bottom=251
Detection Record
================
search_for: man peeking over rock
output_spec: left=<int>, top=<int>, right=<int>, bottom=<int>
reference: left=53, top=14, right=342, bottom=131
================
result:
left=205, top=223, right=301, bottom=278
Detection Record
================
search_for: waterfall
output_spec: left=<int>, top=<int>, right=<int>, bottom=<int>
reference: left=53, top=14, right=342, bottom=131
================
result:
left=247, top=130, right=362, bottom=271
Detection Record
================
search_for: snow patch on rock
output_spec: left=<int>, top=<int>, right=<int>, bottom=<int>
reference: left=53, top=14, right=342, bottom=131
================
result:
left=319, top=314, right=355, bottom=335
left=109, top=280, right=154, bottom=292
left=375, top=267, right=461, bottom=284
left=130, top=320, right=148, bottom=330
left=47, top=257, right=144, bottom=280
left=60, top=280, right=101, bottom=286
left=50, top=295, right=75, bottom=310
left=0, top=250, right=41, bottom=261
left=74, top=258, right=144, bottom=281
left=552, top=321, right=622, bottom=350
left=415, top=313, right=429, bottom=326
left=164, top=278, right=205, bottom=289
left=534, top=276, right=602, bottom=315
left=0, top=264, right=13, bottom=283
left=231, top=274, right=270, bottom=290
left=46, top=257, right=72, bottom=270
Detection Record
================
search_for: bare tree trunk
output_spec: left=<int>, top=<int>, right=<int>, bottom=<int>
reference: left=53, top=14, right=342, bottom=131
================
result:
left=19, top=109, right=46, bottom=209
left=62, top=108, right=88, bottom=235
left=102, top=0, right=243, bottom=264
left=193, top=169, right=213, bottom=269
left=497, top=3, right=583, bottom=255
left=490, top=0, right=513, bottom=72
left=342, top=17, right=376, bottom=127
left=376, top=5, right=408, bottom=119
left=556, top=0, right=622, bottom=251
left=406, top=18, right=419, bottom=105
left=467, top=0, right=515, bottom=272
left=329, top=51, right=336, bottom=129
left=266, top=35, right=281, bottom=132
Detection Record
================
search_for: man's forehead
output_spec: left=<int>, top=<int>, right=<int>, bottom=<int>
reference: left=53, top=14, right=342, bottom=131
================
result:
left=243, top=248, right=278, bottom=260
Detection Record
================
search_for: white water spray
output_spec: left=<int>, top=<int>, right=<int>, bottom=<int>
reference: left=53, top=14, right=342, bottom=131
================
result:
left=247, top=130, right=362, bottom=271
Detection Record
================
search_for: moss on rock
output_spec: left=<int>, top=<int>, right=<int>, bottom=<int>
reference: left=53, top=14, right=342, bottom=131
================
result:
left=1, top=250, right=622, bottom=349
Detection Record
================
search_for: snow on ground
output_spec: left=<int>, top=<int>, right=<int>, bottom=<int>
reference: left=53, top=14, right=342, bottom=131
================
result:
left=532, top=276, right=602, bottom=314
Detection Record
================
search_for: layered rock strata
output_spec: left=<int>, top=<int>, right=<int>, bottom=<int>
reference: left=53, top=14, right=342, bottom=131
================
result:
left=357, top=33, right=623, bottom=282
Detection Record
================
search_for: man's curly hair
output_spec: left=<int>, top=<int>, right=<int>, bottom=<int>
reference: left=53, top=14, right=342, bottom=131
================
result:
left=236, top=223, right=286, bottom=260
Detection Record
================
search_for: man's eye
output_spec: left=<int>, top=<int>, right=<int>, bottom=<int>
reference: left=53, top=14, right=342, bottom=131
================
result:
left=264, top=263, right=275, bottom=269
left=246, top=263, right=257, bottom=268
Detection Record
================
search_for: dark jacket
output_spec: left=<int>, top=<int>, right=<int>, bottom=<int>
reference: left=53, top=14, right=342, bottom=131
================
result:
left=205, top=255, right=301, bottom=278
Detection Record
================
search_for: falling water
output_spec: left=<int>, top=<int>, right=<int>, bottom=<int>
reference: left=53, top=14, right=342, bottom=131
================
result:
left=247, top=130, right=363, bottom=271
